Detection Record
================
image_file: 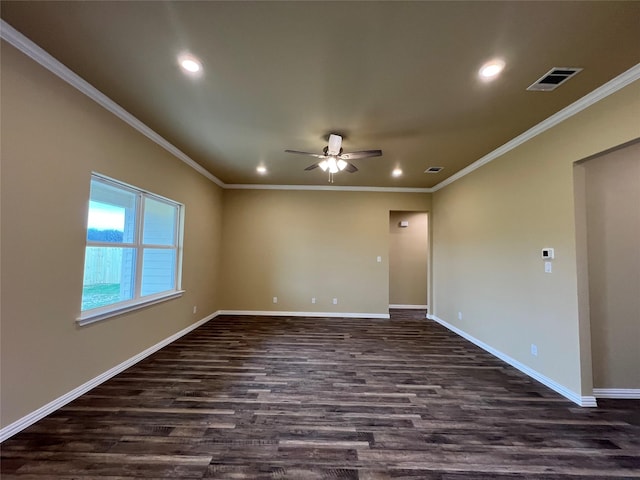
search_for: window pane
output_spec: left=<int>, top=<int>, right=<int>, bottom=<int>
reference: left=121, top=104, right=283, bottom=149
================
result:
left=81, top=175, right=183, bottom=320
left=87, top=179, right=137, bottom=243
left=81, top=247, right=136, bottom=310
left=143, top=197, right=177, bottom=246
left=141, top=248, right=176, bottom=296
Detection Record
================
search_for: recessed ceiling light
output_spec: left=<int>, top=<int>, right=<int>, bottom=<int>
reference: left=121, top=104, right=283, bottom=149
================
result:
left=479, top=59, right=505, bottom=80
left=178, top=54, right=202, bottom=75
left=256, top=166, right=267, bottom=174
left=392, top=168, right=403, bottom=177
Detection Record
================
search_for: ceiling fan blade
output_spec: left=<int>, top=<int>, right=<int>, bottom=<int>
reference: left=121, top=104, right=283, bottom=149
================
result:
left=285, top=150, right=327, bottom=159
left=340, top=149, right=383, bottom=160
left=304, top=163, right=319, bottom=171
left=345, top=163, right=358, bottom=173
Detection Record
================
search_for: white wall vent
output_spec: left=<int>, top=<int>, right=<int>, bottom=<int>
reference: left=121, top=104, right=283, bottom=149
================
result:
left=424, top=166, right=444, bottom=173
left=527, top=67, right=583, bottom=92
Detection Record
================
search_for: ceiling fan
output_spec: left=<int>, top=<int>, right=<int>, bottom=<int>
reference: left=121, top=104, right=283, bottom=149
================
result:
left=285, top=134, right=382, bottom=182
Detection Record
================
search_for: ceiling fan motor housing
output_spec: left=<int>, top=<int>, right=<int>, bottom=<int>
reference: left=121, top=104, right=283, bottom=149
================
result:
left=327, top=134, right=342, bottom=156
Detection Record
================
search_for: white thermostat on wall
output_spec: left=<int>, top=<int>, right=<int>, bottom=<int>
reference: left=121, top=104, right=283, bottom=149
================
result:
left=541, top=248, right=555, bottom=260
left=399, top=221, right=409, bottom=228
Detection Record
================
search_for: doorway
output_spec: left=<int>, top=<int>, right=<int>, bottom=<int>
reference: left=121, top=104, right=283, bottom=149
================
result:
left=389, top=211, right=429, bottom=311
left=581, top=142, right=640, bottom=395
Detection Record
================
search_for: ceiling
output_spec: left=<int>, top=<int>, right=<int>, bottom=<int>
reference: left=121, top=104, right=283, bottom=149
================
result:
left=2, top=1, right=639, bottom=189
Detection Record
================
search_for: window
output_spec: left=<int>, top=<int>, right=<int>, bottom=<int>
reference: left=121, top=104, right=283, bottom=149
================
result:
left=79, top=174, right=183, bottom=324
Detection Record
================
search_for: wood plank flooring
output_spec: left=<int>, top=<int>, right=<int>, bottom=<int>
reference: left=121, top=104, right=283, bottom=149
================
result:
left=2, top=310, right=639, bottom=479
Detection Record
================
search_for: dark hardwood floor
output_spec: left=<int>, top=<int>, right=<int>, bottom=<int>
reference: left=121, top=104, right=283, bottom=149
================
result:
left=2, top=310, right=639, bottom=479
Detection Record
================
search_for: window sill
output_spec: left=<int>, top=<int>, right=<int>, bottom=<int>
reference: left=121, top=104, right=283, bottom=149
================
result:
left=77, top=290, right=185, bottom=326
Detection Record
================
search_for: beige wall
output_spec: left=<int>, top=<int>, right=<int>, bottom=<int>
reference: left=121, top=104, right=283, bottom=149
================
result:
left=1, top=43, right=223, bottom=427
left=432, top=80, right=640, bottom=397
left=584, top=142, right=640, bottom=389
left=220, top=190, right=430, bottom=314
left=389, top=211, right=428, bottom=306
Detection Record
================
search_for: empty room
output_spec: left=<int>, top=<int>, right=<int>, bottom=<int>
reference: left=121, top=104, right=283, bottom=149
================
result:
left=1, top=2, right=639, bottom=478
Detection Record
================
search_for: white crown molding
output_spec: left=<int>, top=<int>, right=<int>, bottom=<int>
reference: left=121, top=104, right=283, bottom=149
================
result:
left=0, top=20, right=224, bottom=188
left=0, top=312, right=219, bottom=442
left=218, top=309, right=390, bottom=319
left=431, top=63, right=640, bottom=192
left=427, top=314, right=597, bottom=407
left=224, top=184, right=433, bottom=193
left=4, top=19, right=637, bottom=194
left=593, top=388, right=640, bottom=399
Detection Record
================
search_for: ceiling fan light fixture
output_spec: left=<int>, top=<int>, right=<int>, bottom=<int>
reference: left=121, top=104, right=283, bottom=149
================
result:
left=327, top=157, right=339, bottom=174
left=284, top=134, right=382, bottom=182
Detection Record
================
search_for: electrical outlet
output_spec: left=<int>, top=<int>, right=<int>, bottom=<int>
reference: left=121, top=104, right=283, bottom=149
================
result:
left=333, top=298, right=338, bottom=305
left=531, top=344, right=538, bottom=356
left=272, top=296, right=278, bottom=304
left=193, top=306, right=197, bottom=314
left=458, top=311, right=463, bottom=320
left=544, top=261, right=552, bottom=273
left=377, top=256, right=382, bottom=263
left=311, top=297, right=316, bottom=304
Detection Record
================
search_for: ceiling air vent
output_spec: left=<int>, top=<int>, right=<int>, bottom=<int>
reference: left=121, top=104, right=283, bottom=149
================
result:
left=424, top=166, right=444, bottom=173
left=527, top=67, right=582, bottom=92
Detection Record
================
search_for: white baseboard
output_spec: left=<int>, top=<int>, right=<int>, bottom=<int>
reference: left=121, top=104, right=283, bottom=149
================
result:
left=427, top=314, right=597, bottom=407
left=217, top=310, right=390, bottom=319
left=389, top=304, right=428, bottom=310
left=0, top=312, right=218, bottom=443
left=593, top=388, right=640, bottom=399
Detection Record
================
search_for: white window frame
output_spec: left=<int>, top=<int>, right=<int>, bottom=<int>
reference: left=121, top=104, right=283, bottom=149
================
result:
left=78, top=173, right=184, bottom=326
